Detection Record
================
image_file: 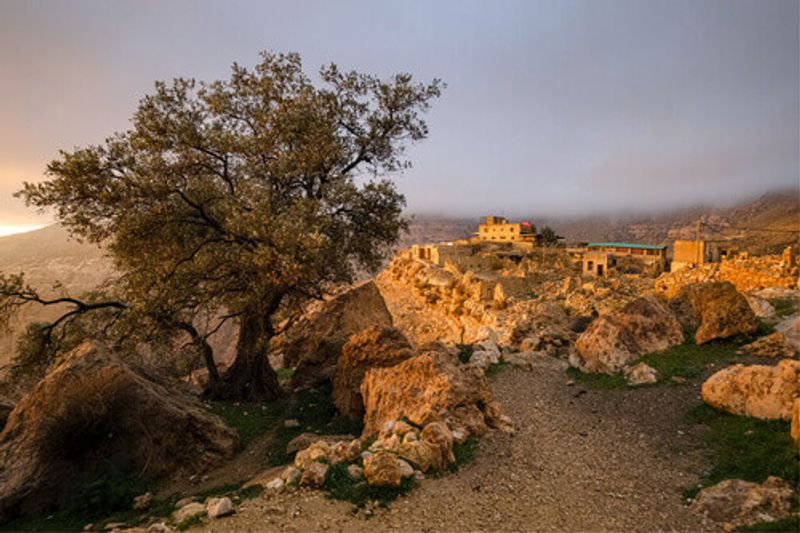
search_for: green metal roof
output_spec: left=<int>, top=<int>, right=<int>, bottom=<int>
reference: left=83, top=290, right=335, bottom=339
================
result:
left=587, top=242, right=667, bottom=251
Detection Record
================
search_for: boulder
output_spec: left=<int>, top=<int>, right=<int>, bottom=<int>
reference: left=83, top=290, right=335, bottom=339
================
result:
left=284, top=281, right=393, bottom=389
left=624, top=363, right=658, bottom=386
left=172, top=502, right=206, bottom=525
left=360, top=343, right=512, bottom=438
left=775, top=314, right=800, bottom=353
left=668, top=282, right=757, bottom=345
left=332, top=327, right=415, bottom=418
left=299, top=462, right=329, bottom=487
left=573, top=296, right=684, bottom=374
left=294, top=441, right=330, bottom=470
left=0, top=342, right=237, bottom=523
left=701, top=359, right=800, bottom=420
left=420, top=422, right=455, bottom=471
left=691, top=477, right=796, bottom=528
left=743, top=293, right=777, bottom=320
left=363, top=451, right=412, bottom=487
left=742, top=332, right=798, bottom=359
left=205, top=497, right=234, bottom=519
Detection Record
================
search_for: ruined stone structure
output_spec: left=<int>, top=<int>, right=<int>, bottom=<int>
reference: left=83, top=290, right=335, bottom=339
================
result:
left=477, top=216, right=537, bottom=243
left=586, top=242, right=667, bottom=273
left=582, top=250, right=615, bottom=277
left=671, top=239, right=736, bottom=272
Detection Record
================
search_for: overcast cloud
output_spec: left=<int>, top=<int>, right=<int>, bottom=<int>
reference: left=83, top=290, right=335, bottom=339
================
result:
left=0, top=0, right=797, bottom=226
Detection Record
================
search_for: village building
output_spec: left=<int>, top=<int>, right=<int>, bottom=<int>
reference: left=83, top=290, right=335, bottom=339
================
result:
left=582, top=250, right=616, bottom=277
left=477, top=216, right=538, bottom=244
left=670, top=239, right=737, bottom=272
left=585, top=242, right=668, bottom=274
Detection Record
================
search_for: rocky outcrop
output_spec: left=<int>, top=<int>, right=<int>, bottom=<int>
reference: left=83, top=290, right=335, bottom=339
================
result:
left=360, top=343, right=513, bottom=438
left=572, top=296, right=684, bottom=374
left=332, top=327, right=415, bottom=418
left=701, top=359, right=800, bottom=420
left=283, top=281, right=393, bottom=389
left=691, top=477, right=796, bottom=528
left=667, top=282, right=757, bottom=345
left=742, top=332, right=798, bottom=359
left=0, top=342, right=237, bottom=522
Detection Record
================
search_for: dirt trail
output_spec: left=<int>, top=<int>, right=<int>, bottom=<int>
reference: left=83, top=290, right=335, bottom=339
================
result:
left=199, top=357, right=715, bottom=532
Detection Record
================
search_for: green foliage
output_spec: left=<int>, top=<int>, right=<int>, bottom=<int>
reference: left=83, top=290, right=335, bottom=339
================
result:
left=276, top=367, right=295, bottom=380
left=324, top=461, right=416, bottom=507
left=539, top=226, right=560, bottom=246
left=176, top=513, right=205, bottom=531
left=685, top=404, right=799, bottom=492
left=768, top=298, right=796, bottom=318
left=639, top=340, right=741, bottom=382
left=737, top=514, right=800, bottom=532
left=449, top=437, right=479, bottom=472
left=457, top=344, right=473, bottom=364
left=209, top=400, right=287, bottom=448
left=484, top=361, right=509, bottom=378
left=565, top=366, right=627, bottom=390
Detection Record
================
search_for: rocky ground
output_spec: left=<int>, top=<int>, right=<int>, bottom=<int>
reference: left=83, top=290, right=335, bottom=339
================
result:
left=197, top=358, right=714, bottom=532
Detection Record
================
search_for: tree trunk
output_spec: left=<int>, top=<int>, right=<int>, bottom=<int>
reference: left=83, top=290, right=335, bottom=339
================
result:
left=176, top=320, right=220, bottom=386
left=207, top=306, right=283, bottom=401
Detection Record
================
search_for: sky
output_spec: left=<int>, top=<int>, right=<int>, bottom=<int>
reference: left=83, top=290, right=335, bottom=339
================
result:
left=0, top=0, right=797, bottom=232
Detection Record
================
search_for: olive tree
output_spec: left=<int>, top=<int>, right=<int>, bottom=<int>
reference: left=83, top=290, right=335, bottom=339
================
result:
left=15, top=52, right=442, bottom=400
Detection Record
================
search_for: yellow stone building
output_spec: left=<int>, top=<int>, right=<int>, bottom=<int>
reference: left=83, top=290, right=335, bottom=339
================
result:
left=477, top=216, right=537, bottom=243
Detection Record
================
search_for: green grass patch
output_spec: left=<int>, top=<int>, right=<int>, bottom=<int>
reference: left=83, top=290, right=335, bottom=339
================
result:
left=640, top=339, right=741, bottom=382
left=209, top=400, right=288, bottom=448
left=685, top=404, right=799, bottom=494
left=176, top=513, right=205, bottom=531
left=565, top=366, right=627, bottom=390
left=738, top=514, right=800, bottom=532
left=485, top=361, right=510, bottom=378
left=457, top=344, right=474, bottom=364
left=449, top=437, right=479, bottom=472
left=324, top=461, right=416, bottom=507
left=276, top=367, right=295, bottom=380
left=768, top=298, right=796, bottom=318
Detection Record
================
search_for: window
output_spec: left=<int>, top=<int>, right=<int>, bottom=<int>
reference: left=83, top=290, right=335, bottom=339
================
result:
left=587, top=261, right=594, bottom=271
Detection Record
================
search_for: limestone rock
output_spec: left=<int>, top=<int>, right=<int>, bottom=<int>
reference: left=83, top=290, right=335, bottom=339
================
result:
left=420, top=422, right=455, bottom=471
left=624, top=363, right=658, bottom=386
left=573, top=296, right=684, bottom=374
left=347, top=464, right=364, bottom=480
left=668, top=282, right=757, bottom=345
left=300, top=462, right=329, bottom=487
left=742, top=332, right=798, bottom=359
left=360, top=343, right=512, bottom=438
left=691, top=477, right=796, bottom=528
left=363, top=451, right=409, bottom=487
left=265, top=477, right=285, bottom=494
left=701, top=359, right=800, bottom=420
left=132, top=492, right=153, bottom=511
left=283, top=281, right=394, bottom=389
left=775, top=314, right=800, bottom=353
left=332, top=326, right=415, bottom=418
left=285, top=433, right=354, bottom=455
left=281, top=465, right=301, bottom=486
left=0, top=342, right=237, bottom=523
left=172, top=502, right=206, bottom=524
left=294, top=441, right=330, bottom=470
left=743, top=293, right=777, bottom=320
left=205, top=497, right=234, bottom=519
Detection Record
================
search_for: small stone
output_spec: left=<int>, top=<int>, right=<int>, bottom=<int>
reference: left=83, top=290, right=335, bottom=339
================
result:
left=83, top=524, right=94, bottom=532
left=283, top=418, right=300, bottom=428
left=132, top=492, right=153, bottom=511
left=281, top=466, right=301, bottom=486
left=671, top=376, right=687, bottom=384
left=104, top=523, right=126, bottom=531
left=171, top=502, right=206, bottom=524
left=206, top=497, right=235, bottom=518
left=300, top=462, right=329, bottom=487
left=146, top=523, right=174, bottom=533
left=413, top=470, right=425, bottom=482
left=174, top=497, right=195, bottom=510
left=347, top=464, right=364, bottom=480
left=265, top=477, right=285, bottom=494
left=566, top=380, right=575, bottom=386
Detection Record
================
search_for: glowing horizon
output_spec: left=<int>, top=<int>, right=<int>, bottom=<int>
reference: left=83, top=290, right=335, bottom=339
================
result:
left=0, top=224, right=46, bottom=238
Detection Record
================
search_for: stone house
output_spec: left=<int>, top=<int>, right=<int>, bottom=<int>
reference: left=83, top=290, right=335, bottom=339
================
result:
left=586, top=242, right=668, bottom=273
left=477, top=216, right=537, bottom=243
left=671, top=239, right=736, bottom=272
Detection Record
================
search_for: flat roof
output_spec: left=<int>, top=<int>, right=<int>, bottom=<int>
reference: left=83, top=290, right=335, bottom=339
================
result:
left=587, top=242, right=667, bottom=251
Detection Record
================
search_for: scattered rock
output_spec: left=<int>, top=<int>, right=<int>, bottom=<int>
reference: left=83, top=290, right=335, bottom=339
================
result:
left=283, top=281, right=394, bottom=389
left=624, top=363, right=658, bottom=386
left=206, top=497, right=235, bottom=519
left=363, top=451, right=410, bottom=487
left=299, top=461, right=329, bottom=487
left=281, top=465, right=302, bottom=486
left=294, top=441, right=330, bottom=469
left=775, top=314, right=800, bottom=353
left=0, top=342, right=237, bottom=523
left=360, top=343, right=512, bottom=438
left=332, top=326, right=415, bottom=418
left=701, top=359, right=800, bottom=420
left=265, top=477, right=285, bottom=494
left=743, top=293, right=777, bottom=320
left=285, top=433, right=353, bottom=455
left=668, top=282, right=757, bottom=345
left=573, top=296, right=684, bottom=374
left=174, top=497, right=196, bottom=509
left=742, top=332, right=798, bottom=359
left=347, top=464, right=365, bottom=480
left=132, top=492, right=153, bottom=511
left=691, top=477, right=796, bottom=528
left=171, top=502, right=206, bottom=524
left=283, top=419, right=300, bottom=428
left=146, top=523, right=173, bottom=533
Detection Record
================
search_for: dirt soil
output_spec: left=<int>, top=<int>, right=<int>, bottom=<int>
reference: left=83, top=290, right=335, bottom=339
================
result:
left=197, top=357, right=717, bottom=532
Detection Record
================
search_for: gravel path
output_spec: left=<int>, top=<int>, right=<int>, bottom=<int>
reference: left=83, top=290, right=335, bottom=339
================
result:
left=199, top=358, right=716, bottom=532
